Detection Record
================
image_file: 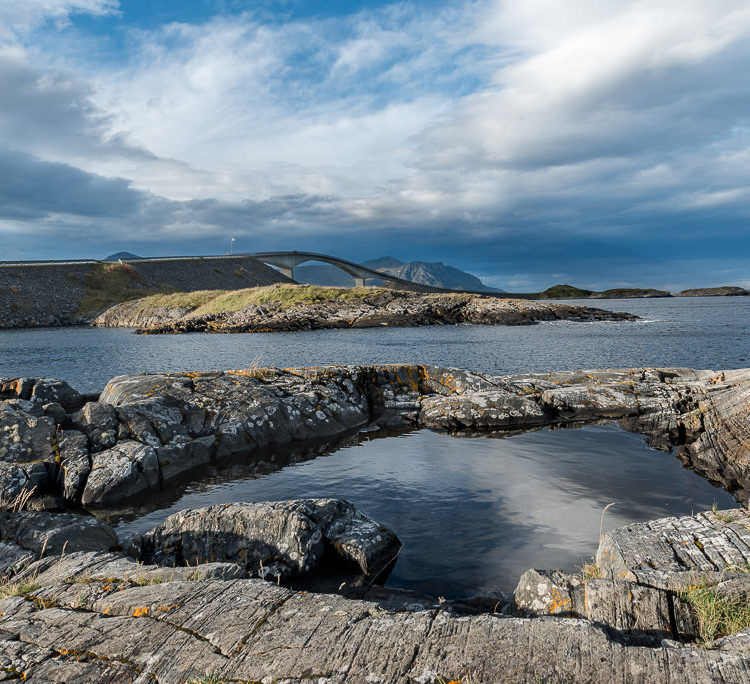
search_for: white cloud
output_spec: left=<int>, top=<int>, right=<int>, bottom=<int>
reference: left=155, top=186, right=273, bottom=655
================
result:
left=0, top=0, right=118, bottom=38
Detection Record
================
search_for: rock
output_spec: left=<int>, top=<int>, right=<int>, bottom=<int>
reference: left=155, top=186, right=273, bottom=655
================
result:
left=2, top=577, right=750, bottom=682
left=596, top=508, right=750, bottom=584
left=14, top=550, right=248, bottom=587
left=71, top=401, right=118, bottom=451
left=92, top=287, right=638, bottom=333
left=0, top=510, right=117, bottom=555
left=584, top=578, right=675, bottom=644
left=55, top=430, right=91, bottom=501
left=514, top=568, right=585, bottom=617
left=81, top=440, right=159, bottom=506
left=155, top=436, right=214, bottom=482
left=420, top=390, right=547, bottom=429
left=0, top=402, right=56, bottom=463
left=0, top=540, right=35, bottom=577
left=29, top=378, right=84, bottom=412
left=0, top=462, right=33, bottom=504
left=130, top=499, right=401, bottom=583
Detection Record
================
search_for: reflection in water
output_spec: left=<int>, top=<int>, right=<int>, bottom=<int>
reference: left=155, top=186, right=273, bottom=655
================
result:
left=114, top=423, right=736, bottom=598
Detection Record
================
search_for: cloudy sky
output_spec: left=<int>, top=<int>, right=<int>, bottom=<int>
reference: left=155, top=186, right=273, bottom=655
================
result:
left=2, top=0, right=749, bottom=290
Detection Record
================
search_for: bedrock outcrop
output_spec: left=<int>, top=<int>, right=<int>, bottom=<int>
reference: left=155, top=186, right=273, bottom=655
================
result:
left=94, top=289, right=637, bottom=332
left=2, top=364, right=750, bottom=510
left=4, top=364, right=750, bottom=680
left=2, top=505, right=750, bottom=682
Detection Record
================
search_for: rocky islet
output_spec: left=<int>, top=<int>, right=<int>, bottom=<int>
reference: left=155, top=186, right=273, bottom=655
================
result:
left=2, top=363, right=750, bottom=680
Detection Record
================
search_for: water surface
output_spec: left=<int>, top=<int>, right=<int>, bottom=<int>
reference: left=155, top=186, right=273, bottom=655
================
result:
left=2, top=297, right=750, bottom=392
left=115, top=424, right=736, bottom=598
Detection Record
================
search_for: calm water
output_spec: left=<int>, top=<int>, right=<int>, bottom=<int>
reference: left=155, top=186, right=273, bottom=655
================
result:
left=115, top=424, right=735, bottom=598
left=1, top=297, right=749, bottom=393
left=1, top=296, right=746, bottom=596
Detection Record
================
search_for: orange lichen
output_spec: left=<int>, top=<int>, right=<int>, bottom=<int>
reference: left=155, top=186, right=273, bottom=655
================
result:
left=132, top=606, right=150, bottom=617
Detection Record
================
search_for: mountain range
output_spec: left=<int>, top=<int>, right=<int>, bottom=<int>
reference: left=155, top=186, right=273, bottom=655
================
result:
left=295, top=257, right=502, bottom=292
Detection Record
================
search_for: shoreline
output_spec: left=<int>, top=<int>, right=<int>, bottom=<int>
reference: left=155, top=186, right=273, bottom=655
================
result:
left=2, top=363, right=750, bottom=680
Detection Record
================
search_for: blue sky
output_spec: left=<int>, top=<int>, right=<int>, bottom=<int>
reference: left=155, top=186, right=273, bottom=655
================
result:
left=1, top=0, right=750, bottom=291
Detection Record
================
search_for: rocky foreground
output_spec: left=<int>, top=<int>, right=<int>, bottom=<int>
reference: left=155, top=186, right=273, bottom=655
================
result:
left=92, top=284, right=637, bottom=333
left=3, top=364, right=750, bottom=681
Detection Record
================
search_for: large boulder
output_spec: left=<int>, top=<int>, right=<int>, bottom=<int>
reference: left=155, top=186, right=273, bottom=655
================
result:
left=129, top=499, right=401, bottom=583
left=81, top=440, right=159, bottom=506
left=0, top=510, right=117, bottom=555
left=0, top=402, right=56, bottom=463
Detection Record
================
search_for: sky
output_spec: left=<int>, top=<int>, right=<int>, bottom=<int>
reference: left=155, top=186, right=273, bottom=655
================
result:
left=1, top=0, right=750, bottom=291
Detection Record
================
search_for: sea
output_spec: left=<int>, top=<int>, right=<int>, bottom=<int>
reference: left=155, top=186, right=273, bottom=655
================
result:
left=1, top=296, right=747, bottom=596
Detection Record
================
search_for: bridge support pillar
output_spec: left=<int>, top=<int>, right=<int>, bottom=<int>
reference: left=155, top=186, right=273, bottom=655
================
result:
left=354, top=277, right=366, bottom=288
left=280, top=266, right=294, bottom=280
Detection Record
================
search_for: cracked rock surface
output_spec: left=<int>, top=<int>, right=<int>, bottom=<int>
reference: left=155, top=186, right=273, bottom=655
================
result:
left=3, top=364, right=750, bottom=680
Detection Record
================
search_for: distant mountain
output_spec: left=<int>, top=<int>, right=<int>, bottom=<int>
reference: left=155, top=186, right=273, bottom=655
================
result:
left=104, top=251, right=141, bottom=261
left=361, top=256, right=404, bottom=270
left=372, top=260, right=503, bottom=292
left=294, top=256, right=503, bottom=292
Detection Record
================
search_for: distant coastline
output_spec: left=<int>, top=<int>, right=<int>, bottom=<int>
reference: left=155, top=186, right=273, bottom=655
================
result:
left=536, top=284, right=749, bottom=299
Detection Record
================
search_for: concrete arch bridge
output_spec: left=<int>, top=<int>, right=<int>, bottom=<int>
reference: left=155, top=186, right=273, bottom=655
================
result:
left=250, top=251, right=407, bottom=288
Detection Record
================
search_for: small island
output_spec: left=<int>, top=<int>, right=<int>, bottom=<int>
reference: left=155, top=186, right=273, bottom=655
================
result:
left=92, top=283, right=638, bottom=333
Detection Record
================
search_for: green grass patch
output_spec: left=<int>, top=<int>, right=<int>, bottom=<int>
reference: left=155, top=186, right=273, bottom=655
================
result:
left=0, top=577, right=39, bottom=599
left=115, top=283, right=403, bottom=318
left=681, top=580, right=750, bottom=646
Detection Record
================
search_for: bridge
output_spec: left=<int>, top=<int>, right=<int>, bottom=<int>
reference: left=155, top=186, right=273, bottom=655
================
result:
left=249, top=251, right=408, bottom=288
left=0, top=251, right=533, bottom=297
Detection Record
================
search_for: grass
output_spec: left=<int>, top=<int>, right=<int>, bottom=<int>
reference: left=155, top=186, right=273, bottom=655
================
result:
left=579, top=561, right=603, bottom=581
left=680, top=579, right=750, bottom=646
left=113, top=283, right=405, bottom=318
left=0, top=577, right=39, bottom=599
left=77, top=263, right=168, bottom=315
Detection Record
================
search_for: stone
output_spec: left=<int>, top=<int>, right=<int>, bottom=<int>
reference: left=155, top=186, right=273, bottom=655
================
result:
left=71, top=401, right=119, bottom=451
left=55, top=430, right=91, bottom=501
left=155, top=436, right=214, bottom=482
left=29, top=378, right=84, bottom=412
left=514, top=568, right=585, bottom=617
left=0, top=402, right=56, bottom=463
left=81, top=440, right=159, bottom=506
left=130, top=499, right=401, bottom=583
left=0, top=510, right=117, bottom=555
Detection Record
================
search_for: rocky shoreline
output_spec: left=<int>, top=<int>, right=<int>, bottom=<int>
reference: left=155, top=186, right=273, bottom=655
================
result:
left=92, top=286, right=638, bottom=333
left=3, top=363, right=750, bottom=681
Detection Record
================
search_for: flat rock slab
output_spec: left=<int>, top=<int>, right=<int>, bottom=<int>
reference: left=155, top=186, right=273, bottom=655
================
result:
left=597, top=508, right=750, bottom=585
left=1, top=578, right=749, bottom=682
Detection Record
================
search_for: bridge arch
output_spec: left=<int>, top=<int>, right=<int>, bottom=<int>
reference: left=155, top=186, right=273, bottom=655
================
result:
left=250, top=251, right=400, bottom=287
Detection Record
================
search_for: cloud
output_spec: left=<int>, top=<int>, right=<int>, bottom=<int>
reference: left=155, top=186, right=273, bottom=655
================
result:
left=0, top=148, right=142, bottom=220
left=0, top=0, right=119, bottom=39
left=2, top=0, right=750, bottom=288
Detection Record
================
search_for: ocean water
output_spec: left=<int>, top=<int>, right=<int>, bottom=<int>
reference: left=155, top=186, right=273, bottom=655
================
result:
left=1, top=296, right=746, bottom=596
left=1, top=297, right=749, bottom=393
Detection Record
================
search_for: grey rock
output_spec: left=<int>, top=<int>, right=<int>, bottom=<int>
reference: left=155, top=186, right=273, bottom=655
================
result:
left=0, top=540, right=35, bottom=577
left=131, top=499, right=401, bottom=582
left=29, top=378, right=84, bottom=412
left=55, top=430, right=91, bottom=501
left=597, top=508, right=750, bottom=583
left=72, top=401, right=119, bottom=451
left=0, top=402, right=56, bottom=464
left=514, top=568, right=585, bottom=617
left=0, top=510, right=117, bottom=555
left=156, top=436, right=214, bottom=482
left=81, top=440, right=159, bottom=506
